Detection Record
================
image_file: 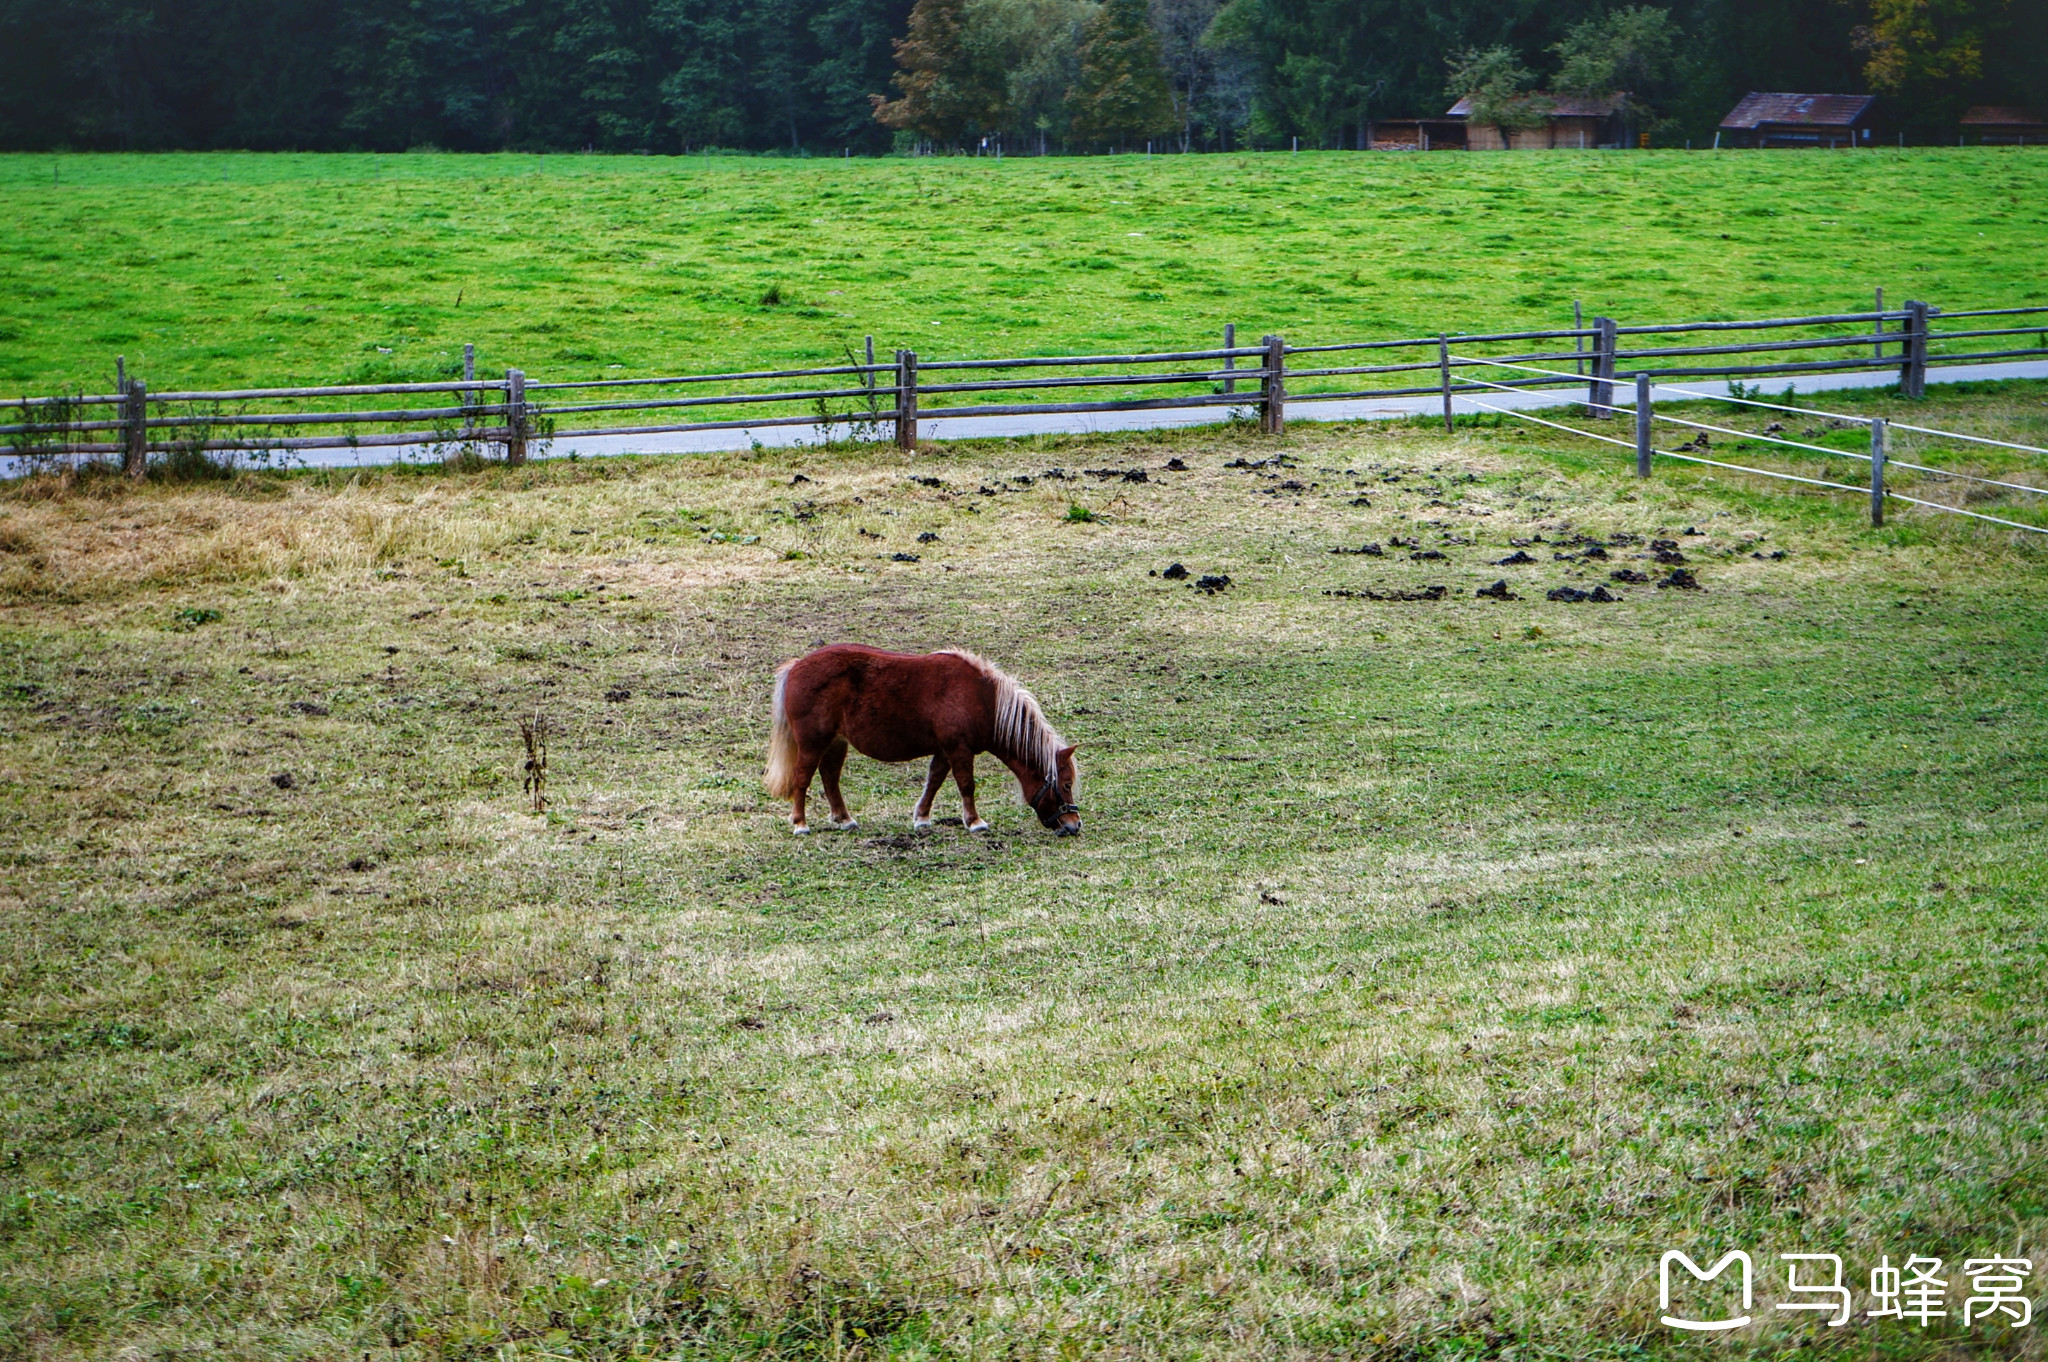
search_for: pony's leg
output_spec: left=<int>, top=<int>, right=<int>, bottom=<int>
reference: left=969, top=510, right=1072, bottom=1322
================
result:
left=950, top=752, right=989, bottom=832
left=818, top=739, right=857, bottom=829
left=788, top=752, right=820, bottom=835
left=911, top=755, right=946, bottom=829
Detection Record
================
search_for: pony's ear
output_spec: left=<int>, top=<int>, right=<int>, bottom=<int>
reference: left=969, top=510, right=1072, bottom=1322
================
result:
left=1056, top=744, right=1078, bottom=760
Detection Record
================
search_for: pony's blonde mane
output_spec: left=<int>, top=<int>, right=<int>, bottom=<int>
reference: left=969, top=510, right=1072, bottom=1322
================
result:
left=939, top=650, right=1067, bottom=792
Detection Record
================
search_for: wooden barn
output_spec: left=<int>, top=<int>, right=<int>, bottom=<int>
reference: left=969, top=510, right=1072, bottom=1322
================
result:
left=1718, top=93, right=1876, bottom=148
left=1961, top=107, right=2048, bottom=145
left=1366, top=118, right=1468, bottom=151
left=1443, top=95, right=1624, bottom=150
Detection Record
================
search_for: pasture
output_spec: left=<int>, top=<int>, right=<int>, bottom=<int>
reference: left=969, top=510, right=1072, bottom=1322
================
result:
left=2, top=381, right=2046, bottom=1359
left=3, top=149, right=2048, bottom=397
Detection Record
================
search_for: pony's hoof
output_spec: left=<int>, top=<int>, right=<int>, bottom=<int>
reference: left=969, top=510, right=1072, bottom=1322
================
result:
left=967, top=819, right=990, bottom=833
left=792, top=824, right=811, bottom=836
left=831, top=817, right=860, bottom=831
left=910, top=817, right=933, bottom=830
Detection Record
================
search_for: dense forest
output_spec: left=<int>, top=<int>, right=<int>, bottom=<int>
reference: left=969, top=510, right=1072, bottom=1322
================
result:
left=0, top=0, right=2038, bottom=153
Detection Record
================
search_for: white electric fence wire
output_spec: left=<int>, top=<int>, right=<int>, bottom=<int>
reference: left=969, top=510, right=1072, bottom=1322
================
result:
left=1645, top=448, right=1872, bottom=493
left=1445, top=375, right=2048, bottom=535
left=1451, top=388, right=1869, bottom=491
left=1644, top=412, right=2047, bottom=496
left=1452, top=354, right=2048, bottom=456
left=1878, top=496, right=2048, bottom=534
left=1646, top=411, right=1862, bottom=461
left=1879, top=423, right=2048, bottom=456
left=1632, top=395, right=2046, bottom=495
left=1442, top=392, right=1638, bottom=450
left=1651, top=386, right=2048, bottom=457
left=1449, top=354, right=2048, bottom=496
left=1654, top=383, right=1880, bottom=422
left=1882, top=467, right=2048, bottom=496
left=1450, top=354, right=1857, bottom=420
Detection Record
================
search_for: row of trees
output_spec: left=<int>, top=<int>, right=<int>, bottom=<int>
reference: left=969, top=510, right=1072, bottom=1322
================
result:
left=0, top=0, right=2039, bottom=152
left=1444, top=7, right=1685, bottom=149
left=865, top=0, right=1702, bottom=152
left=869, top=0, right=1235, bottom=153
left=0, top=0, right=919, bottom=154
left=1208, top=0, right=2042, bottom=149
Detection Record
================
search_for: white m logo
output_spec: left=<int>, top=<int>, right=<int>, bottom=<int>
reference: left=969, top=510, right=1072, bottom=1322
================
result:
left=1660, top=1251, right=1754, bottom=1331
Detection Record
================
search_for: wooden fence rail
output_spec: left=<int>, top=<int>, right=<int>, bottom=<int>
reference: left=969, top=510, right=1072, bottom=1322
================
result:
left=7, top=301, right=2047, bottom=474
left=524, top=363, right=890, bottom=391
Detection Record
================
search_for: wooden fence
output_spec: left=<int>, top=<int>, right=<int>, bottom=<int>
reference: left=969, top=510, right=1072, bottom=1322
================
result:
left=1438, top=354, right=2048, bottom=535
left=7, top=301, right=2048, bottom=475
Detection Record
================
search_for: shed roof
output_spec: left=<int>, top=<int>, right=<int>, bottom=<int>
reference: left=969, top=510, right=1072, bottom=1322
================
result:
left=1445, top=94, right=1620, bottom=119
left=1720, top=93, right=1875, bottom=130
left=1961, top=106, right=2047, bottom=126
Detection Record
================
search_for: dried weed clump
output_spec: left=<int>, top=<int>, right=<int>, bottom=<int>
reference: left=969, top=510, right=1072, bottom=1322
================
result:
left=0, top=470, right=587, bottom=598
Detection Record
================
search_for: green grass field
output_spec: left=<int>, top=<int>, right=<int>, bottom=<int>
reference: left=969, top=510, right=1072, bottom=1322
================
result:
left=2, top=380, right=2045, bottom=1357
left=4, top=149, right=2047, bottom=397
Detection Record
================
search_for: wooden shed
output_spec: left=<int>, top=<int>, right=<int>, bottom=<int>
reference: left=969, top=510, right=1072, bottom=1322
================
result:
left=1718, top=93, right=1875, bottom=148
left=1961, top=107, right=2048, bottom=145
left=1444, top=95, right=1623, bottom=150
left=1366, top=118, right=1467, bottom=151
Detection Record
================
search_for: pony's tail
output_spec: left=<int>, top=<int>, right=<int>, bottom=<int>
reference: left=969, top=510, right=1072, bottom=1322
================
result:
left=763, top=662, right=801, bottom=798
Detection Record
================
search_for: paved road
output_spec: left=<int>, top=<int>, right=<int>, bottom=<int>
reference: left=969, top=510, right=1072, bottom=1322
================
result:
left=9, top=360, right=2045, bottom=476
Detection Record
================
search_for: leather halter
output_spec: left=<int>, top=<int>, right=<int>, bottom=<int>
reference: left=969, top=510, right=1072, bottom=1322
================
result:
left=1032, top=772, right=1078, bottom=816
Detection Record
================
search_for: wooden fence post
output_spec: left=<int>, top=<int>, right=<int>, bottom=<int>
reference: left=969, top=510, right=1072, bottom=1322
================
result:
left=462, top=343, right=477, bottom=439
left=896, top=349, right=918, bottom=450
left=123, top=379, right=148, bottom=479
left=1260, top=335, right=1286, bottom=436
left=1870, top=418, right=1886, bottom=526
left=1587, top=317, right=1617, bottom=418
left=1438, top=334, right=1454, bottom=433
left=1223, top=322, right=1236, bottom=394
left=1900, top=301, right=1928, bottom=398
left=1635, top=373, right=1653, bottom=478
left=864, top=335, right=876, bottom=392
left=1872, top=287, right=1884, bottom=359
left=505, top=368, right=528, bottom=465
left=1573, top=300, right=1585, bottom=376
left=1583, top=325, right=1602, bottom=417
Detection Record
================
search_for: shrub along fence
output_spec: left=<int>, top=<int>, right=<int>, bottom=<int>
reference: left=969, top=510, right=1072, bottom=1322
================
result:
left=5, top=301, right=2047, bottom=477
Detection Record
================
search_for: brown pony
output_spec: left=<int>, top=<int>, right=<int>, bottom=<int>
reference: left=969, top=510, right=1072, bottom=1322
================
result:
left=764, top=644, right=1081, bottom=837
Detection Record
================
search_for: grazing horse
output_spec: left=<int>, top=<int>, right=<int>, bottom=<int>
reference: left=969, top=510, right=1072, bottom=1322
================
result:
left=764, top=644, right=1080, bottom=837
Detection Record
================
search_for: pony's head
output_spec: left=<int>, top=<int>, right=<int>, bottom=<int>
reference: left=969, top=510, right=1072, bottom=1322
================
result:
left=964, top=650, right=1081, bottom=837
left=1030, top=745, right=1081, bottom=836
